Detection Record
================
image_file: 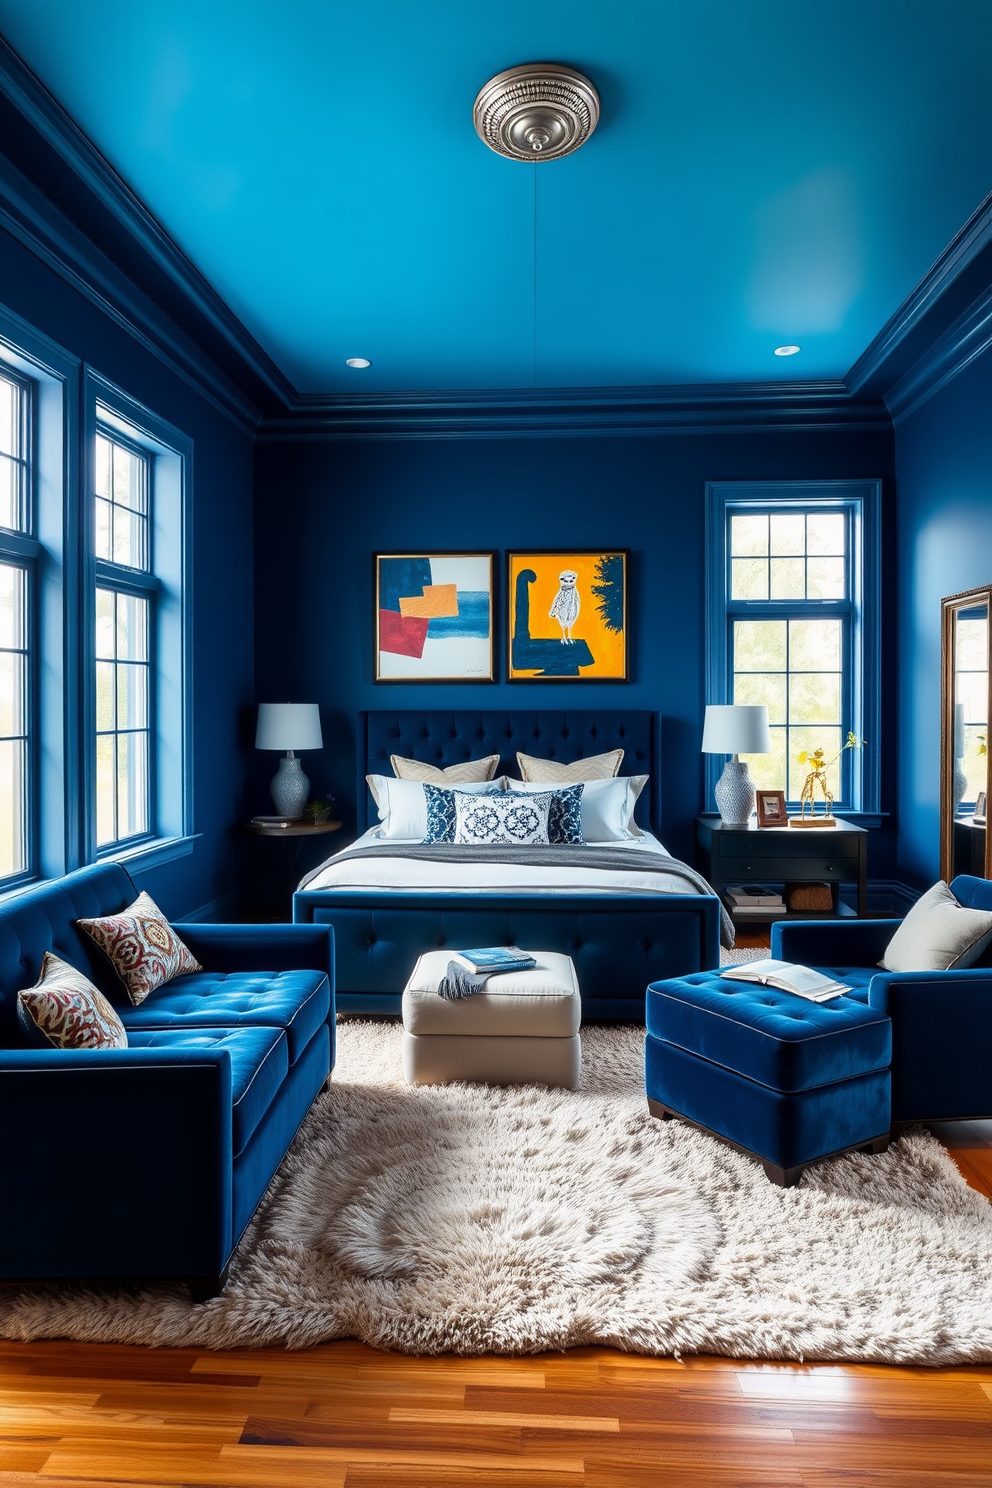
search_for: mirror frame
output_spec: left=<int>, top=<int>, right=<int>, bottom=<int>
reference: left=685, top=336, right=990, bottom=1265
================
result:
left=940, top=584, right=992, bottom=883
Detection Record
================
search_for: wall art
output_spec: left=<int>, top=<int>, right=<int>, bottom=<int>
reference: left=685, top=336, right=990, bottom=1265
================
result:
left=507, top=550, right=628, bottom=681
left=375, top=553, right=494, bottom=681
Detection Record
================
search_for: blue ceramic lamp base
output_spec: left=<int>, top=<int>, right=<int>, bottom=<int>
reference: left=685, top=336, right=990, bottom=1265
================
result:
left=270, top=751, right=310, bottom=819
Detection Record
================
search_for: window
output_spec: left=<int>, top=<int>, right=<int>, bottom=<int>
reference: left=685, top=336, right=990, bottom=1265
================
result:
left=0, top=369, right=33, bottom=884
left=706, top=482, right=881, bottom=819
left=93, top=430, right=154, bottom=848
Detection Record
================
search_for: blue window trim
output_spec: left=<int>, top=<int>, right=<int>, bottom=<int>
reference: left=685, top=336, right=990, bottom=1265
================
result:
left=704, top=480, right=882, bottom=827
left=83, top=368, right=194, bottom=871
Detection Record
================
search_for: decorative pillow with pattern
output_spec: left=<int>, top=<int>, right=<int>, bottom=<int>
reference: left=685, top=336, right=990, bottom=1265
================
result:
left=390, top=754, right=499, bottom=785
left=453, top=789, right=553, bottom=846
left=516, top=748, right=623, bottom=782
left=543, top=784, right=585, bottom=844
left=76, top=891, right=202, bottom=1006
left=423, top=783, right=460, bottom=843
left=17, top=951, right=128, bottom=1049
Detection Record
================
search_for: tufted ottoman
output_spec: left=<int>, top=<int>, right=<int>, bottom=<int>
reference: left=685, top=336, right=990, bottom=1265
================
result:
left=402, top=950, right=581, bottom=1088
left=644, top=971, right=892, bottom=1186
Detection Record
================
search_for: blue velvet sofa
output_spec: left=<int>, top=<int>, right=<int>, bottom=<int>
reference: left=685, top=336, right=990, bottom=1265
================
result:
left=0, top=862, right=335, bottom=1299
left=773, top=873, right=992, bottom=1127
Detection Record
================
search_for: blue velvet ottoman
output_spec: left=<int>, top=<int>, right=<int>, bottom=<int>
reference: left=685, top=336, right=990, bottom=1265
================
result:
left=644, top=971, right=892, bottom=1186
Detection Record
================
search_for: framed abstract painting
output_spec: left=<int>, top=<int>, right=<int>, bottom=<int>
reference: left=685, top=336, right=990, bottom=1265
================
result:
left=507, top=550, right=628, bottom=681
left=375, top=553, right=495, bottom=681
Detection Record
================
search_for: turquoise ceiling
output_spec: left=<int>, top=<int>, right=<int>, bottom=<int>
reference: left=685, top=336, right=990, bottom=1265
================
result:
left=0, top=0, right=989, bottom=395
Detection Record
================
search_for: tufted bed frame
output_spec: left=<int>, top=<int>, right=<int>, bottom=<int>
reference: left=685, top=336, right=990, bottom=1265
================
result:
left=292, top=709, right=721, bottom=1020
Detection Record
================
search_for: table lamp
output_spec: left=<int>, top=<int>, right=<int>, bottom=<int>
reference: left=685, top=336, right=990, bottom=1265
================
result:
left=702, top=704, right=772, bottom=826
left=255, top=703, right=323, bottom=819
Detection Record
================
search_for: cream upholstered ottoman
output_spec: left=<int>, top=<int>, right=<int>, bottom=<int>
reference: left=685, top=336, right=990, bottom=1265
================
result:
left=401, top=950, right=581, bottom=1088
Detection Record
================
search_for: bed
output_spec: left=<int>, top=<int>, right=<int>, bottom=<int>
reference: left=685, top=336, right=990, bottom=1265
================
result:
left=292, top=709, right=724, bottom=1019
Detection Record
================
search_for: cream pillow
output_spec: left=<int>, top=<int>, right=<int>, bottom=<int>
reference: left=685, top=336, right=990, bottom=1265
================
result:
left=390, top=754, right=499, bottom=784
left=516, top=749, right=623, bottom=782
left=880, top=881, right=992, bottom=972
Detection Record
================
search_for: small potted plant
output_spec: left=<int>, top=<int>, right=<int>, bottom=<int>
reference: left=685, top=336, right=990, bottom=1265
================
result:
left=304, top=796, right=335, bottom=825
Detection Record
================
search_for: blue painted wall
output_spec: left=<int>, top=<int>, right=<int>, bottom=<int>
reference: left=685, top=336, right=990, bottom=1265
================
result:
left=253, top=427, right=896, bottom=872
left=894, top=345, right=992, bottom=887
left=0, top=221, right=256, bottom=918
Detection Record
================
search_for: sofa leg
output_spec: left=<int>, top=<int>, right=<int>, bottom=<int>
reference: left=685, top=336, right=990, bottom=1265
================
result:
left=761, top=1159, right=804, bottom=1188
left=867, top=1135, right=890, bottom=1155
left=186, top=1266, right=228, bottom=1303
left=647, top=1097, right=676, bottom=1121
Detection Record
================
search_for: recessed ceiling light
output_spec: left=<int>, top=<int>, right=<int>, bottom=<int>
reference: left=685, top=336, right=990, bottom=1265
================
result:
left=345, top=357, right=371, bottom=368
left=774, top=345, right=801, bottom=357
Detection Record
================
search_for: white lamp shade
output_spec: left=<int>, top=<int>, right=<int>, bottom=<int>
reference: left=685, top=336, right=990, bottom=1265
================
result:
left=255, top=703, right=323, bottom=751
left=701, top=704, right=771, bottom=755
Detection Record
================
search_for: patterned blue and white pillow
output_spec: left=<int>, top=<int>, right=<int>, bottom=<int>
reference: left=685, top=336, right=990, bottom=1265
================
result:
left=545, top=784, right=584, bottom=844
left=453, top=789, right=552, bottom=845
left=423, top=784, right=458, bottom=843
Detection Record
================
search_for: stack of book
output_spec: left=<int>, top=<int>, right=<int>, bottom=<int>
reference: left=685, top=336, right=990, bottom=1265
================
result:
left=721, top=958, right=850, bottom=1002
left=724, top=883, right=786, bottom=917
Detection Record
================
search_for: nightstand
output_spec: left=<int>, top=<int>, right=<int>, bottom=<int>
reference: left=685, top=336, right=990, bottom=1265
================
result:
left=695, top=814, right=868, bottom=925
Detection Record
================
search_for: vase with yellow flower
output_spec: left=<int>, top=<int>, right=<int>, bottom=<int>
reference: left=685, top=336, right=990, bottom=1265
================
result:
left=790, top=732, right=865, bottom=829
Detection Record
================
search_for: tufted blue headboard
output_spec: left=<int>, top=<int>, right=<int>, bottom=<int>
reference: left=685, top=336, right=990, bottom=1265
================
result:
left=359, top=710, right=659, bottom=835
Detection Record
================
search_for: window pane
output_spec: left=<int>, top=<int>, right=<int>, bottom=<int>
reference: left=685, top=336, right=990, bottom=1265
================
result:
left=96, top=734, right=115, bottom=845
left=769, top=513, right=805, bottom=555
left=117, top=663, right=147, bottom=729
left=806, top=513, right=845, bottom=555
left=956, top=671, right=987, bottom=722
left=789, top=618, right=841, bottom=671
left=790, top=671, right=842, bottom=725
left=790, top=726, right=843, bottom=800
left=807, top=556, right=846, bottom=599
left=117, top=731, right=149, bottom=839
left=0, top=651, right=25, bottom=736
left=0, top=564, right=25, bottom=650
left=0, top=738, right=26, bottom=877
left=0, top=454, right=16, bottom=532
left=96, top=660, right=115, bottom=731
left=957, top=615, right=988, bottom=671
left=95, top=497, right=112, bottom=561
left=733, top=670, right=787, bottom=725
left=95, top=430, right=149, bottom=571
left=95, top=588, right=115, bottom=659
left=117, top=593, right=148, bottom=661
left=734, top=620, right=787, bottom=672
left=769, top=557, right=805, bottom=599
left=0, top=377, right=15, bottom=455
left=731, top=514, right=768, bottom=556
left=113, top=504, right=146, bottom=568
left=113, top=444, right=146, bottom=513
left=731, top=558, right=768, bottom=600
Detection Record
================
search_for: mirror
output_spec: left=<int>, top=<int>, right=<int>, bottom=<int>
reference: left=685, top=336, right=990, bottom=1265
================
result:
left=941, top=586, right=991, bottom=882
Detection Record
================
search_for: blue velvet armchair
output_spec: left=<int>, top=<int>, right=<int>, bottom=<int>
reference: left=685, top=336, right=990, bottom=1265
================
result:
left=772, top=874, right=992, bottom=1127
left=0, top=862, right=335, bottom=1299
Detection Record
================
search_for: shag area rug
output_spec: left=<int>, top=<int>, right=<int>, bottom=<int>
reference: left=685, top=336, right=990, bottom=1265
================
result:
left=3, top=1020, right=992, bottom=1365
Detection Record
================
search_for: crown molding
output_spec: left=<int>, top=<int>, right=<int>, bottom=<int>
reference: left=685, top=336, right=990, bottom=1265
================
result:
left=884, top=280, right=992, bottom=424
left=846, top=189, right=992, bottom=397
left=260, top=381, right=891, bottom=440
left=0, top=150, right=260, bottom=434
left=0, top=36, right=293, bottom=413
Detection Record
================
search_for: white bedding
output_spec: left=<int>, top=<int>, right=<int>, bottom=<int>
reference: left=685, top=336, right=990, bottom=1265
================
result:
left=301, top=828, right=699, bottom=898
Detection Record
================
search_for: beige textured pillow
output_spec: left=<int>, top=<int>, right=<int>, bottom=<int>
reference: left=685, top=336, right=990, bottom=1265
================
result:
left=390, top=754, right=499, bottom=784
left=516, top=749, right=624, bottom=783
left=880, top=881, right=992, bottom=972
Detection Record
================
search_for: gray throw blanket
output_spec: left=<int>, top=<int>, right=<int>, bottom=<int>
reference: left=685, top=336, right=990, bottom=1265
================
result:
left=298, top=841, right=735, bottom=948
left=436, top=962, right=491, bottom=1000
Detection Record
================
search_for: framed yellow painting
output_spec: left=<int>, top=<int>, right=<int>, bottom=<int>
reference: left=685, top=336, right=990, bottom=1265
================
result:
left=507, top=550, right=628, bottom=681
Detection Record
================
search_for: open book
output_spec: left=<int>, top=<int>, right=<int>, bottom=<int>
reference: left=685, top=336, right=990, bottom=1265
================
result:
left=720, top=958, right=849, bottom=1001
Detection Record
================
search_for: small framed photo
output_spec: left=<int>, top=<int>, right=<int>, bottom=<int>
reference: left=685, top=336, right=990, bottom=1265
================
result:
left=975, top=790, right=987, bottom=825
left=756, top=790, right=788, bottom=827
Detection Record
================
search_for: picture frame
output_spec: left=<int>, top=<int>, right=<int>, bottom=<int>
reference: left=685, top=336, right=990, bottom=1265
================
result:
left=375, top=552, right=495, bottom=682
left=506, top=550, right=628, bottom=681
left=975, top=790, right=987, bottom=825
left=756, top=789, right=788, bottom=827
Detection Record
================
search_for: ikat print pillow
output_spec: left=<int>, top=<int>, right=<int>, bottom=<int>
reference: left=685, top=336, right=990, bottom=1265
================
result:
left=17, top=951, right=128, bottom=1050
left=453, top=789, right=553, bottom=846
left=76, top=890, right=202, bottom=1006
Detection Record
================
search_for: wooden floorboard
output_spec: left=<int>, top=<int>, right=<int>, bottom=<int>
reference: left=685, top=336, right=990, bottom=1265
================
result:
left=2, top=1128, right=990, bottom=1486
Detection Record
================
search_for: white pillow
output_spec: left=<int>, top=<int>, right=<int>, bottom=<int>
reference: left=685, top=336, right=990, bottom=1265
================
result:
left=503, top=775, right=648, bottom=840
left=367, top=776, right=500, bottom=840
left=880, top=880, right=992, bottom=972
left=453, top=790, right=552, bottom=846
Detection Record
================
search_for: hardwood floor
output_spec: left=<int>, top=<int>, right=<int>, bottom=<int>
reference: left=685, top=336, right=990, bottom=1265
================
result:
left=2, top=1123, right=991, bottom=1488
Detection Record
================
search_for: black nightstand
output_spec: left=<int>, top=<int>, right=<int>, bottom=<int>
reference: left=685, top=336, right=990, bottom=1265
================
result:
left=695, top=814, right=868, bottom=925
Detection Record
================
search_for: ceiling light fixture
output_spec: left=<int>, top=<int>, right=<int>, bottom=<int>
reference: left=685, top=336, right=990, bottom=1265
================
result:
left=345, top=357, right=371, bottom=368
left=774, top=345, right=801, bottom=357
left=473, top=63, right=600, bottom=162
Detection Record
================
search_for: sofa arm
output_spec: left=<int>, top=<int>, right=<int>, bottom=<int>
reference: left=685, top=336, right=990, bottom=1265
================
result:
left=772, top=917, right=900, bottom=966
left=178, top=922, right=334, bottom=988
left=0, top=1047, right=233, bottom=1281
left=866, top=968, right=992, bottom=1122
